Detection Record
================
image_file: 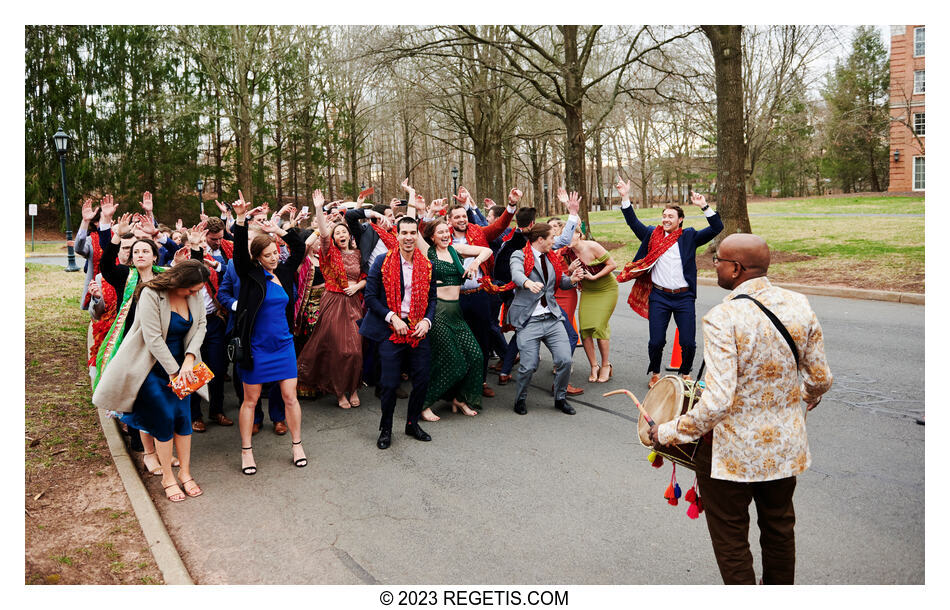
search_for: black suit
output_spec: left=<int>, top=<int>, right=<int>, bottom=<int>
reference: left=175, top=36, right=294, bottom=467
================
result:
left=359, top=251, right=437, bottom=432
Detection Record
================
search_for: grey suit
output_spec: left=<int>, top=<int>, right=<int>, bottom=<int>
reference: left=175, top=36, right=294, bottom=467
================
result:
left=509, top=248, right=577, bottom=404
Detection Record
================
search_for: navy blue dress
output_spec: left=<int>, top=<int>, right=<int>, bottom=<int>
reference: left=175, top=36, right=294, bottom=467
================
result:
left=120, top=311, right=193, bottom=442
left=238, top=273, right=298, bottom=384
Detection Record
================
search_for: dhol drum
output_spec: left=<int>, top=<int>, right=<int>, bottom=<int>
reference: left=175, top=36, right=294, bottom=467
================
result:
left=637, top=375, right=704, bottom=470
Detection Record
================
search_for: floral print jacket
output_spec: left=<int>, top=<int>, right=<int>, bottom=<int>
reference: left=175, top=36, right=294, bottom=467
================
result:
left=657, top=277, right=833, bottom=482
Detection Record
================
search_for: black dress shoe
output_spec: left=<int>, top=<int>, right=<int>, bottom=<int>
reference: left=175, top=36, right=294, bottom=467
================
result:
left=555, top=399, right=576, bottom=415
left=404, top=422, right=431, bottom=442
left=513, top=400, right=527, bottom=415
left=377, top=430, right=392, bottom=449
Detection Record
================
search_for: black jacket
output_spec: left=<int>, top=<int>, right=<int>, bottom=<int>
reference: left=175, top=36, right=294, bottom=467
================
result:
left=231, top=223, right=305, bottom=368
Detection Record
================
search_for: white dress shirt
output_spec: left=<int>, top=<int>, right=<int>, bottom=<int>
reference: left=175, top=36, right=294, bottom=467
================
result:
left=529, top=246, right=554, bottom=317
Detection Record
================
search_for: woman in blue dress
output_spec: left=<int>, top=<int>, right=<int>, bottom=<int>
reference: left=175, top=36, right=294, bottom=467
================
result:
left=93, top=260, right=211, bottom=502
left=231, top=193, right=307, bottom=475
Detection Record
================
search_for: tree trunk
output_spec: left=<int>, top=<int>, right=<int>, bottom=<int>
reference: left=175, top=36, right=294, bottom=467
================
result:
left=702, top=25, right=751, bottom=250
left=561, top=26, right=589, bottom=235
left=275, top=80, right=283, bottom=203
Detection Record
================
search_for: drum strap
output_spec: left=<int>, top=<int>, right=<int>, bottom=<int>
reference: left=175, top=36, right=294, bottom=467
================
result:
left=731, top=294, right=800, bottom=369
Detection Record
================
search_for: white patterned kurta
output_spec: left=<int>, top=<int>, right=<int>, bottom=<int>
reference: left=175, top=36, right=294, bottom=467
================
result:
left=657, top=277, right=832, bottom=482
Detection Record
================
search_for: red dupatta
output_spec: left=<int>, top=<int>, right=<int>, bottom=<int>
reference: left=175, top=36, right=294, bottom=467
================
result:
left=616, top=225, right=682, bottom=319
left=382, top=248, right=432, bottom=347
left=480, top=242, right=564, bottom=294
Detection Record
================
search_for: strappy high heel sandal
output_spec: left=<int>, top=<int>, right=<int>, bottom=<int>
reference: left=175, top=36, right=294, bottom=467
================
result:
left=241, top=446, right=257, bottom=476
left=292, top=441, right=307, bottom=468
left=588, top=364, right=600, bottom=383
left=597, top=362, right=613, bottom=383
left=179, top=478, right=203, bottom=497
left=163, top=482, right=186, bottom=503
left=143, top=451, right=162, bottom=476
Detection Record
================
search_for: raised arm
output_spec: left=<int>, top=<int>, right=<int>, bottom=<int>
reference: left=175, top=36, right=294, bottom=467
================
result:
left=231, top=190, right=252, bottom=278
left=688, top=192, right=724, bottom=247
left=481, top=188, right=519, bottom=243
left=616, top=178, right=652, bottom=242
left=553, top=191, right=582, bottom=249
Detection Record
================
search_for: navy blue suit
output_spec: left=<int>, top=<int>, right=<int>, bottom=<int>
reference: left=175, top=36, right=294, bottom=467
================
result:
left=359, top=251, right=437, bottom=432
left=622, top=205, right=723, bottom=375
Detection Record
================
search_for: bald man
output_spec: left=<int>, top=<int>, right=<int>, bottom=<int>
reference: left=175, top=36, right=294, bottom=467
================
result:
left=649, top=233, right=832, bottom=584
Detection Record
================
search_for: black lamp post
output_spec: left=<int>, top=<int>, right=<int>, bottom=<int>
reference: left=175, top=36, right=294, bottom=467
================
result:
left=197, top=178, right=205, bottom=215
left=53, top=128, right=80, bottom=272
left=451, top=166, right=459, bottom=198
left=543, top=181, right=549, bottom=213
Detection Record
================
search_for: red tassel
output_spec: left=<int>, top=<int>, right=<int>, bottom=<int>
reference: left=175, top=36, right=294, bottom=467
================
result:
left=651, top=455, right=664, bottom=468
left=696, top=496, right=704, bottom=513
left=686, top=502, right=700, bottom=519
left=684, top=487, right=697, bottom=503
left=668, top=495, right=679, bottom=506
left=664, top=482, right=674, bottom=500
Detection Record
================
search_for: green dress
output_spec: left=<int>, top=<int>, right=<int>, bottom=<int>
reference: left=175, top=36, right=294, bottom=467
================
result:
left=577, top=251, right=619, bottom=340
left=423, top=246, right=484, bottom=409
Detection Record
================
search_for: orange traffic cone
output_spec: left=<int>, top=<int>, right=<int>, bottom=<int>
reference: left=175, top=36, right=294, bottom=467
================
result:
left=666, top=328, right=682, bottom=371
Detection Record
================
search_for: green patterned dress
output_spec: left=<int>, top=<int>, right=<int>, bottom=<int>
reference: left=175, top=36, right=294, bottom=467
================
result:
left=423, top=246, right=484, bottom=409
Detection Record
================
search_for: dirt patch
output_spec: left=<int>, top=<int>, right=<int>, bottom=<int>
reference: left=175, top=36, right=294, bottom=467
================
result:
left=25, top=263, right=163, bottom=585
left=599, top=240, right=625, bottom=252
left=696, top=249, right=924, bottom=294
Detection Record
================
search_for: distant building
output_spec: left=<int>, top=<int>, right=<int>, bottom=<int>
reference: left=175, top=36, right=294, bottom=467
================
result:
left=888, top=25, right=925, bottom=193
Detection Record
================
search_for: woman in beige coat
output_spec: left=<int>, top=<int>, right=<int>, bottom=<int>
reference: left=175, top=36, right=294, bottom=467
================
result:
left=93, top=260, right=210, bottom=502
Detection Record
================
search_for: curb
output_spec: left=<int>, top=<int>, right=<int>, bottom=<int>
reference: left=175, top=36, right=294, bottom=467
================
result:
left=696, top=277, right=924, bottom=305
left=97, top=409, right=194, bottom=585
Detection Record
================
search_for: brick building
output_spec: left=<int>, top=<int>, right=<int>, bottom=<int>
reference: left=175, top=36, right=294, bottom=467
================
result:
left=888, top=25, right=925, bottom=192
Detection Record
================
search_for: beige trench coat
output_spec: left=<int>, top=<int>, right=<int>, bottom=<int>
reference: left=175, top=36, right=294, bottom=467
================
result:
left=92, top=287, right=208, bottom=413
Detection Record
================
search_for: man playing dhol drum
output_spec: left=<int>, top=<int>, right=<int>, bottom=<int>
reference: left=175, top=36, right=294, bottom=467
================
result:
left=648, top=233, right=832, bottom=584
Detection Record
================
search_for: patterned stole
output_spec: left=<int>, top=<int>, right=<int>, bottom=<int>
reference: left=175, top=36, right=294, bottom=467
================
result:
left=369, top=222, right=399, bottom=250
left=480, top=243, right=564, bottom=294
left=382, top=248, right=432, bottom=347
left=616, top=226, right=683, bottom=319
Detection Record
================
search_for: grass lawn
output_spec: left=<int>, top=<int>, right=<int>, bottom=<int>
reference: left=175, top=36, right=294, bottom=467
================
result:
left=25, top=262, right=162, bottom=584
left=25, top=241, right=70, bottom=255
left=561, top=195, right=925, bottom=294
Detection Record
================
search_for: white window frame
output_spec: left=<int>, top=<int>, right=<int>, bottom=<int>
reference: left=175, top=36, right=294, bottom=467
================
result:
left=913, top=156, right=925, bottom=191
left=914, top=27, right=925, bottom=57
left=913, top=112, right=925, bottom=136
left=914, top=70, right=925, bottom=94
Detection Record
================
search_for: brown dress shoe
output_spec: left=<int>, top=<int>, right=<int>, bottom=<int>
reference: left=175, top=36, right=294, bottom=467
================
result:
left=566, top=384, right=585, bottom=396
left=648, top=373, right=661, bottom=389
left=213, top=413, right=234, bottom=426
left=252, top=422, right=261, bottom=435
left=191, top=419, right=207, bottom=433
left=482, top=384, right=495, bottom=398
left=498, top=374, right=512, bottom=385
left=274, top=421, right=288, bottom=435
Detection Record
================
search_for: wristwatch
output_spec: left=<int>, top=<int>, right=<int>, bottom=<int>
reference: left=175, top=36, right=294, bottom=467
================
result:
left=700, top=205, right=710, bottom=211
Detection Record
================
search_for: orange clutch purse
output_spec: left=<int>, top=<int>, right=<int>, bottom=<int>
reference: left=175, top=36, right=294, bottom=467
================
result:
left=168, top=362, right=215, bottom=399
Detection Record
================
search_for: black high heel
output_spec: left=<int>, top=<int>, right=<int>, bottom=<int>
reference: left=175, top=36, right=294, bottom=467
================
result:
left=292, top=440, right=307, bottom=468
left=241, top=446, right=257, bottom=475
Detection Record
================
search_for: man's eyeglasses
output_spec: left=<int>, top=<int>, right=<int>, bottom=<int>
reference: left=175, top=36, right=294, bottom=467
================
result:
left=712, top=255, right=745, bottom=271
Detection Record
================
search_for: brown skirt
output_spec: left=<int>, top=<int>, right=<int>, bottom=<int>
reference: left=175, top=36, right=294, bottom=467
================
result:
left=296, top=291, right=363, bottom=396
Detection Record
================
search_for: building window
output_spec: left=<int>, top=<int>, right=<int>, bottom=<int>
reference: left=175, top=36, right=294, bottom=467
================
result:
left=913, top=157, right=925, bottom=191
left=914, top=27, right=925, bottom=57
left=914, top=113, right=925, bottom=136
left=914, top=70, right=925, bottom=94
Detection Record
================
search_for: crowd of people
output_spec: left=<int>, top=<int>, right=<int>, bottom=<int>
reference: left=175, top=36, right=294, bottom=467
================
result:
left=79, top=175, right=833, bottom=585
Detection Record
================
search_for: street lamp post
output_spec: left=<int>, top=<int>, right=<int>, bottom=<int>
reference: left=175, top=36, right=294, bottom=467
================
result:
left=52, top=128, right=80, bottom=272
left=543, top=181, right=549, bottom=214
left=197, top=178, right=205, bottom=215
left=451, top=166, right=459, bottom=199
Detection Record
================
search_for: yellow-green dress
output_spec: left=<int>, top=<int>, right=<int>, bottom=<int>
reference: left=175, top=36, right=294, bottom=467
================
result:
left=576, top=251, right=619, bottom=340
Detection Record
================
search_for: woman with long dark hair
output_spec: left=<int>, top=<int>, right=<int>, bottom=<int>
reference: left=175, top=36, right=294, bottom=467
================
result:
left=293, top=229, right=326, bottom=399
left=297, top=189, right=365, bottom=409
left=231, top=192, right=307, bottom=475
left=403, top=181, right=491, bottom=421
left=93, top=260, right=210, bottom=502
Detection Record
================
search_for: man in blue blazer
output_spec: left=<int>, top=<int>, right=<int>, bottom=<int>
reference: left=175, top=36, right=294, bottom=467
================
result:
left=359, top=217, right=438, bottom=450
left=616, top=179, right=723, bottom=387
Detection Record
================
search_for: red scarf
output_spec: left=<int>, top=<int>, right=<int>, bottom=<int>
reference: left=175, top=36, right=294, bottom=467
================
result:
left=88, top=280, right=118, bottom=366
left=320, top=236, right=351, bottom=294
left=482, top=242, right=564, bottom=294
left=218, top=239, right=234, bottom=260
left=462, top=225, right=495, bottom=275
left=616, top=225, right=683, bottom=319
left=382, top=248, right=432, bottom=347
left=369, top=222, right=398, bottom=250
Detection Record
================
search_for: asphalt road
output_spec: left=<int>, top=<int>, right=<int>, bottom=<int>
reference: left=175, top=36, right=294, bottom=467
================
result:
left=123, top=286, right=924, bottom=585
